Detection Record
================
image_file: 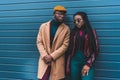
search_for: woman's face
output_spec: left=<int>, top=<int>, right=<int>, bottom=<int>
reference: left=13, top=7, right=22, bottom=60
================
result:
left=74, top=15, right=84, bottom=28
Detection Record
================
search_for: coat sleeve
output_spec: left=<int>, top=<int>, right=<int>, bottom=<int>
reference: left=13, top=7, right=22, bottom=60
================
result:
left=50, top=28, right=70, bottom=60
left=36, top=24, right=48, bottom=59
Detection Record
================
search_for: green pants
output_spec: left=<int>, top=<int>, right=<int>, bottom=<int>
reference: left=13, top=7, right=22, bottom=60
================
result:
left=70, top=50, right=94, bottom=80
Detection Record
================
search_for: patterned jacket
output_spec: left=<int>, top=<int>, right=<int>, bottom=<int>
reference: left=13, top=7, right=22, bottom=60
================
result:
left=66, top=29, right=99, bottom=74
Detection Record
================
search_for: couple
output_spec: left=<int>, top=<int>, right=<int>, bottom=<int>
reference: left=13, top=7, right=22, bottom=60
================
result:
left=36, top=5, right=99, bottom=80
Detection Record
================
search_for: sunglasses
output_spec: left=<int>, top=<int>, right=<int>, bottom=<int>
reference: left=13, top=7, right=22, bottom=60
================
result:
left=74, top=18, right=83, bottom=23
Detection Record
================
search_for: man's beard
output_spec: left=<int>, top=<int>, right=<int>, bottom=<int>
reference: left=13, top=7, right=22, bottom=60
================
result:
left=54, top=16, right=64, bottom=23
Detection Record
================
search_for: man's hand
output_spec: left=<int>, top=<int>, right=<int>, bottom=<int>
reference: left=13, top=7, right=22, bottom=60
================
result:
left=43, top=55, right=53, bottom=65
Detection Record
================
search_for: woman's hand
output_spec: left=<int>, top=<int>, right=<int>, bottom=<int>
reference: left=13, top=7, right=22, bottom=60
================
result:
left=81, top=65, right=90, bottom=76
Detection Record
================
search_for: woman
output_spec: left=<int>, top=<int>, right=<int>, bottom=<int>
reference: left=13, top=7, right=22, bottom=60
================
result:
left=66, top=12, right=99, bottom=80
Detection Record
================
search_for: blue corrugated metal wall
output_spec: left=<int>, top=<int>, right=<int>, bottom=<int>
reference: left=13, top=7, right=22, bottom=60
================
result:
left=0, top=0, right=120, bottom=80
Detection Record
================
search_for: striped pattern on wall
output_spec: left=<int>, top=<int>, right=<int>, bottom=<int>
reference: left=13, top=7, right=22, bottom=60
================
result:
left=0, top=0, right=120, bottom=80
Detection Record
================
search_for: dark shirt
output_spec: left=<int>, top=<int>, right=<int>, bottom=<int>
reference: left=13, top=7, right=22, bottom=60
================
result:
left=75, top=29, right=85, bottom=52
left=50, top=19, right=62, bottom=47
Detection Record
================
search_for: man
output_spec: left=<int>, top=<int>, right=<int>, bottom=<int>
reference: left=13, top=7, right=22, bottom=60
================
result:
left=36, top=5, right=70, bottom=80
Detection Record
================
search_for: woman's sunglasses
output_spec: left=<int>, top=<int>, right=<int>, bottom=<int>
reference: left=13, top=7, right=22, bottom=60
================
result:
left=74, top=19, right=83, bottom=23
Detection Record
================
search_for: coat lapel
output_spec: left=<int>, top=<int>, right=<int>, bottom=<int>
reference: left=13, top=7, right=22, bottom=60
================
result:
left=45, top=21, right=64, bottom=50
left=45, top=21, right=51, bottom=53
left=52, top=23, right=64, bottom=44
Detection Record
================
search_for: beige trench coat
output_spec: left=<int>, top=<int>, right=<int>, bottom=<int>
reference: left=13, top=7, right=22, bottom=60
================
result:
left=36, top=21, right=70, bottom=80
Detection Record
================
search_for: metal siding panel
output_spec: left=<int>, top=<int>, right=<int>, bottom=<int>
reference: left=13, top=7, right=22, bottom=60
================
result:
left=0, top=30, right=37, bottom=37
left=0, top=71, right=37, bottom=79
left=95, top=69, right=120, bottom=78
left=1, top=6, right=120, bottom=17
left=0, top=57, right=38, bottom=65
left=0, top=0, right=120, bottom=79
left=0, top=51, right=39, bottom=58
left=0, top=44, right=37, bottom=51
left=0, top=14, right=120, bottom=23
left=1, top=0, right=120, bottom=11
left=0, top=24, right=40, bottom=29
left=0, top=64, right=37, bottom=73
left=95, top=61, right=120, bottom=70
left=0, top=37, right=36, bottom=44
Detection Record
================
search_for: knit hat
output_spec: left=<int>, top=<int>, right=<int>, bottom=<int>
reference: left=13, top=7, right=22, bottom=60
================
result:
left=53, top=5, right=67, bottom=12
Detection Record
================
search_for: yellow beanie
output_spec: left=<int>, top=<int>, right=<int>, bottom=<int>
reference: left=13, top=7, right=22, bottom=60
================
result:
left=53, top=5, right=67, bottom=12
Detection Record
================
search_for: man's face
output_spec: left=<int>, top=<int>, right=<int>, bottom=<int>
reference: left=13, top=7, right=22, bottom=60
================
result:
left=54, top=11, right=66, bottom=22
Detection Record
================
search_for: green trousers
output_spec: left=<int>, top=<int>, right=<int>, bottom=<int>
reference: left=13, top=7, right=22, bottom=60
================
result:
left=70, top=50, right=94, bottom=80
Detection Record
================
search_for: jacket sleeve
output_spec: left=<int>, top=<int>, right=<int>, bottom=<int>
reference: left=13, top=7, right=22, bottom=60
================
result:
left=85, top=29, right=99, bottom=67
left=50, top=28, right=70, bottom=60
left=86, top=53, right=95, bottom=67
left=36, top=24, right=48, bottom=59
